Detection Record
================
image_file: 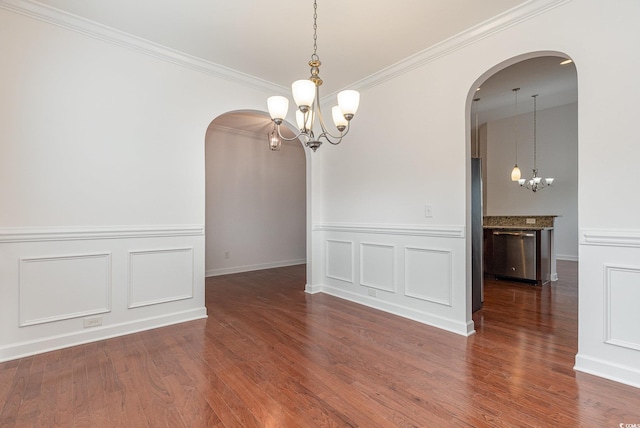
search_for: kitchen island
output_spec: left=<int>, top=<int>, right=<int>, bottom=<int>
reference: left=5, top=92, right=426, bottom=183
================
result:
left=483, top=215, right=557, bottom=285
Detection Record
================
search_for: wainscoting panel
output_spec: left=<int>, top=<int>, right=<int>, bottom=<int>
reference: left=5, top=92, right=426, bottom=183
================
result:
left=311, top=224, right=470, bottom=336
left=604, top=264, right=640, bottom=351
left=574, top=232, right=640, bottom=389
left=360, top=242, right=395, bottom=292
left=326, top=240, right=354, bottom=283
left=1, top=225, right=206, bottom=363
left=404, top=246, right=452, bottom=306
left=128, top=247, right=194, bottom=308
left=19, top=253, right=112, bottom=326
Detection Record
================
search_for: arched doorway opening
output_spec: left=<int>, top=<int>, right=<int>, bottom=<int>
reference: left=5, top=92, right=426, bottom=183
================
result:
left=467, top=52, right=578, bottom=325
left=204, top=110, right=311, bottom=282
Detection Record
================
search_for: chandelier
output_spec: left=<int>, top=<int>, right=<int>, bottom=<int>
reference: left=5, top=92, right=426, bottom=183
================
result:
left=518, top=94, right=554, bottom=192
left=266, top=0, right=360, bottom=152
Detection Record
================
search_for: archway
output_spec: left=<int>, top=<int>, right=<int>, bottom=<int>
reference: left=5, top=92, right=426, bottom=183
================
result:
left=204, top=110, right=312, bottom=283
left=466, top=52, right=578, bottom=322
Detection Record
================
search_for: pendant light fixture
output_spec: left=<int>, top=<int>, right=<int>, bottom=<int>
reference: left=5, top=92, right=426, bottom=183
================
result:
left=518, top=94, right=554, bottom=192
left=266, top=0, right=360, bottom=152
left=510, top=88, right=522, bottom=181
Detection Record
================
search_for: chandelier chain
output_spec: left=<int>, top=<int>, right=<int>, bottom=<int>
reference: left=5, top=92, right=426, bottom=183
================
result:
left=533, top=94, right=538, bottom=170
left=514, top=89, right=519, bottom=161
left=312, top=0, right=318, bottom=60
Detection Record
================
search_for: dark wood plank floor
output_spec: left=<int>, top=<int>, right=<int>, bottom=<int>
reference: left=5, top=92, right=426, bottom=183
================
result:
left=1, top=261, right=640, bottom=427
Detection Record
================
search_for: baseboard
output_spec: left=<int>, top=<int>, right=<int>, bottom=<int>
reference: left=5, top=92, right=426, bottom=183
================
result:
left=206, top=259, right=306, bottom=277
left=574, top=353, right=640, bottom=389
left=0, top=307, right=207, bottom=363
left=557, top=254, right=579, bottom=262
left=305, top=283, right=323, bottom=294
left=310, top=284, right=473, bottom=337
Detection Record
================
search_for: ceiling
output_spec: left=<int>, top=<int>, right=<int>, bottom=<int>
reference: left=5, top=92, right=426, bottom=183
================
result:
left=32, top=0, right=577, bottom=131
left=475, top=56, right=577, bottom=124
left=36, top=0, right=527, bottom=94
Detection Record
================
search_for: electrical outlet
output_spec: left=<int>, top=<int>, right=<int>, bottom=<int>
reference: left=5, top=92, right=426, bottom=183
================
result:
left=368, top=288, right=377, bottom=297
left=83, top=316, right=102, bottom=328
left=526, top=218, right=536, bottom=224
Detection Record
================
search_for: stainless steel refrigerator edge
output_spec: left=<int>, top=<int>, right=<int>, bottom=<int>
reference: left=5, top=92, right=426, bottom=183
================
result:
left=471, top=157, right=483, bottom=312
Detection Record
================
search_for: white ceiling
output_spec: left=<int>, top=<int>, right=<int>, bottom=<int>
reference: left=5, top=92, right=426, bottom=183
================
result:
left=475, top=56, right=577, bottom=124
left=32, top=0, right=576, bottom=130
left=36, top=0, right=527, bottom=94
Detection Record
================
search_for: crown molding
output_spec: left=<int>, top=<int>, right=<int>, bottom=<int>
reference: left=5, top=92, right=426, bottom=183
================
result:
left=1, top=0, right=572, bottom=102
left=323, top=0, right=574, bottom=99
left=0, top=0, right=288, bottom=95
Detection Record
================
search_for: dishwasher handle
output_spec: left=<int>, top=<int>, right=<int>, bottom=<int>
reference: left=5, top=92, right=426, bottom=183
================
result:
left=492, top=231, right=536, bottom=238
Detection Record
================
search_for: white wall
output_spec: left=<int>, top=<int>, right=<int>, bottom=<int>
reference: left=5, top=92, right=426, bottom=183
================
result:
left=309, top=0, right=640, bottom=388
left=486, top=102, right=578, bottom=260
left=3, top=0, right=640, bottom=390
left=0, top=6, right=278, bottom=361
left=205, top=125, right=306, bottom=276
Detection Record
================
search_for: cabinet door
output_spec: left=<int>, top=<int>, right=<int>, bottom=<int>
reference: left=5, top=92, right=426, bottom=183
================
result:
left=483, top=229, right=493, bottom=275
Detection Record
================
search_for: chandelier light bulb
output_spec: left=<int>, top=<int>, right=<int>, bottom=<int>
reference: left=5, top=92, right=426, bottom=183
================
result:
left=292, top=80, right=316, bottom=111
left=332, top=106, right=348, bottom=131
left=267, top=96, right=288, bottom=123
left=337, top=90, right=360, bottom=119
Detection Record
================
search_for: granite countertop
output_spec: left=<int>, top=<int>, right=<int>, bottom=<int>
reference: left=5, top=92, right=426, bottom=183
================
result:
left=483, top=215, right=556, bottom=230
left=483, top=225, right=553, bottom=230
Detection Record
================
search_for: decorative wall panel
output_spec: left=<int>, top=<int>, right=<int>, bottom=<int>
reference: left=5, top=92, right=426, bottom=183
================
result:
left=19, top=253, right=111, bottom=326
left=326, top=240, right=353, bottom=283
left=404, top=247, right=452, bottom=306
left=360, top=243, right=395, bottom=292
left=604, top=265, right=640, bottom=351
left=128, top=247, right=194, bottom=308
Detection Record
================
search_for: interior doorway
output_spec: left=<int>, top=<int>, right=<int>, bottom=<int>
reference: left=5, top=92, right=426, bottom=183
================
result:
left=468, top=53, right=578, bottom=319
left=204, top=111, right=308, bottom=279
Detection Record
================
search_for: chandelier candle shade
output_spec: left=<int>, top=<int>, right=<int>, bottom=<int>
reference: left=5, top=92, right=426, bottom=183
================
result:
left=518, top=94, right=554, bottom=192
left=266, top=0, right=360, bottom=152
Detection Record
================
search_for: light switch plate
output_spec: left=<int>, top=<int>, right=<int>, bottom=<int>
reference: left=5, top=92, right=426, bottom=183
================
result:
left=425, top=205, right=433, bottom=218
left=526, top=218, right=536, bottom=224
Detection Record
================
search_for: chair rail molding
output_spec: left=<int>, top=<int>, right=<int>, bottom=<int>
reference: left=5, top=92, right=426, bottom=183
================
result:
left=580, top=229, right=640, bottom=248
left=0, top=225, right=204, bottom=243
left=313, top=223, right=465, bottom=238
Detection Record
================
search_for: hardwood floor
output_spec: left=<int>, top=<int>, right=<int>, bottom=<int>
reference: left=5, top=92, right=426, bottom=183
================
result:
left=1, top=261, right=639, bottom=427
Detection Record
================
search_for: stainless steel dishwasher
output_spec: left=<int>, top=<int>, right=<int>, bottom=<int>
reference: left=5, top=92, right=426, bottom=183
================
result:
left=492, top=230, right=536, bottom=281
